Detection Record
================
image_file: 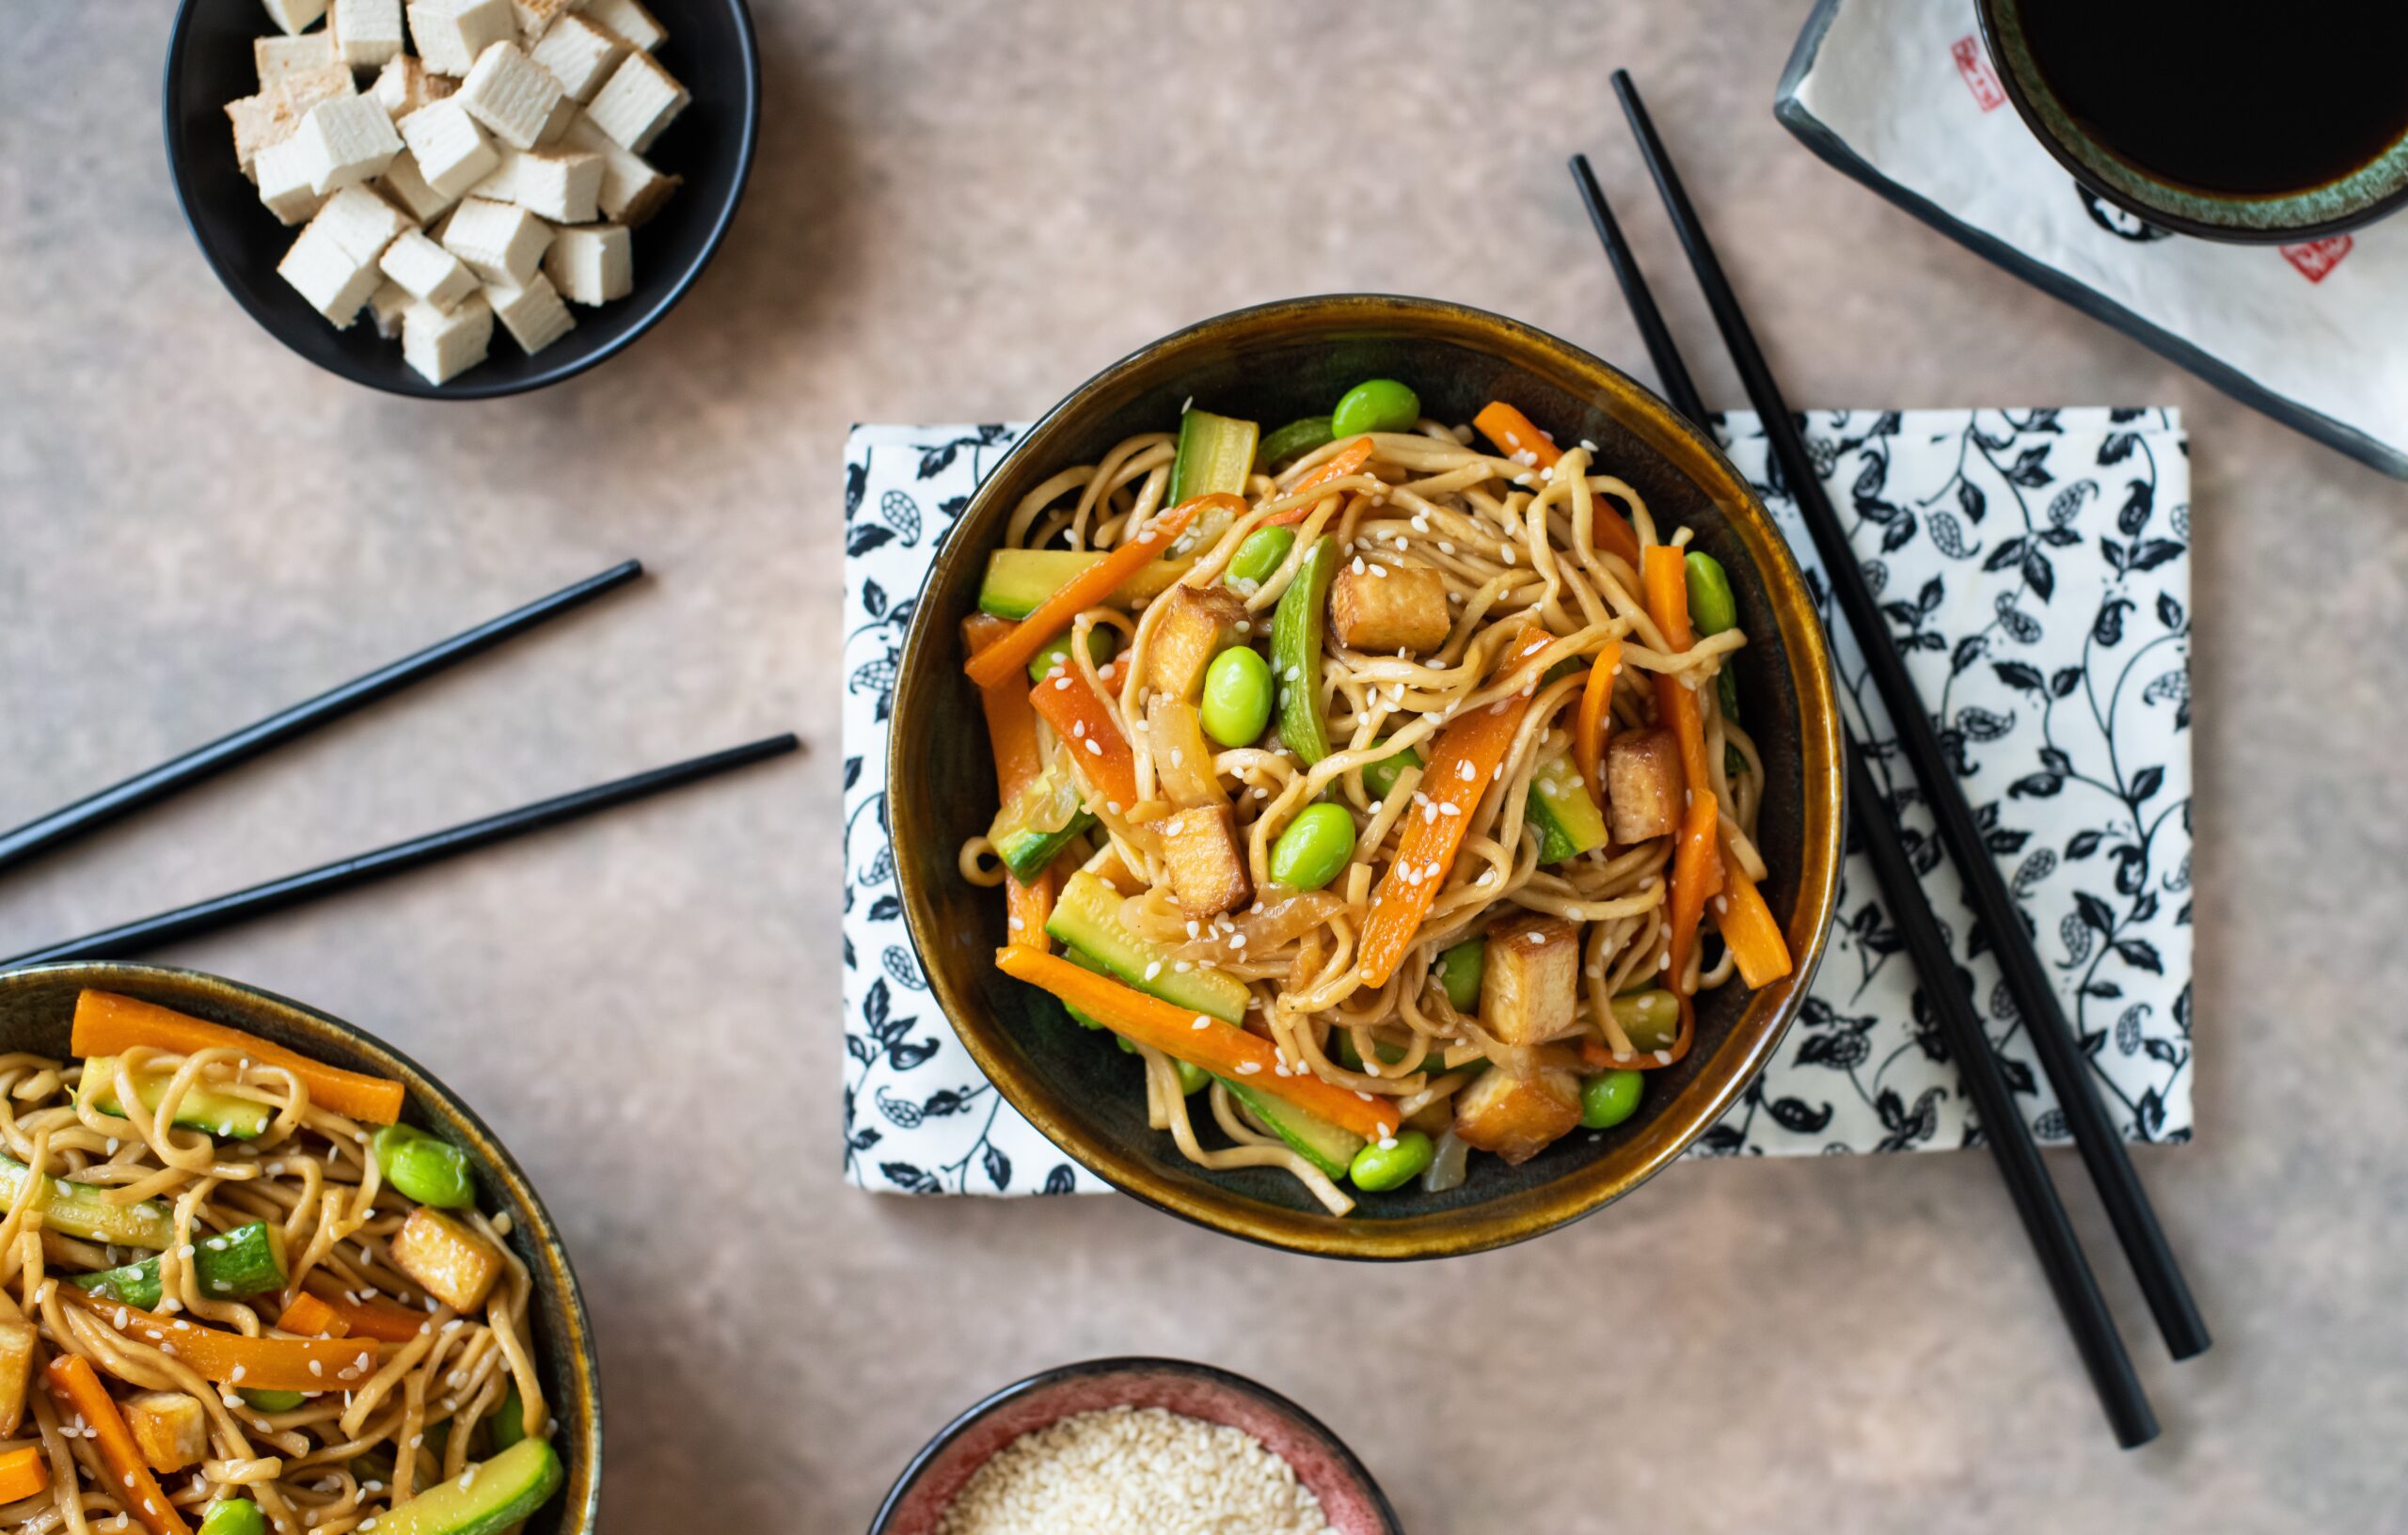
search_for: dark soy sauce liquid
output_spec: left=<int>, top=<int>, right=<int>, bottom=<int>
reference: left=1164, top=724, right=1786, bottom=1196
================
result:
left=2018, top=0, right=2408, bottom=195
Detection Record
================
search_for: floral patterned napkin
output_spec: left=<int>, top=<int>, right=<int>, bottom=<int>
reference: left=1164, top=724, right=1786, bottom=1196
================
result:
left=841, top=408, right=2194, bottom=1195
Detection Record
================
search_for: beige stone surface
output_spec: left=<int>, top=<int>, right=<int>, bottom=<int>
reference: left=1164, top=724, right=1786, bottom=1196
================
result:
left=5, top=3, right=2406, bottom=1530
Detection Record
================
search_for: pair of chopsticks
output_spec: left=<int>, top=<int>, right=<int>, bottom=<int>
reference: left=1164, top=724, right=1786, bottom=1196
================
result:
left=0, top=561, right=797, bottom=967
left=1575, top=72, right=2207, bottom=1448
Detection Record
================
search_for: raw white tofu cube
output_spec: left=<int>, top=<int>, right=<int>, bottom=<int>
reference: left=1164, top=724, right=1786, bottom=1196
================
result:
left=580, top=0, right=662, bottom=52
left=227, top=65, right=355, bottom=176
left=560, top=112, right=677, bottom=225
left=367, top=278, right=415, bottom=338
left=403, top=291, right=494, bottom=382
left=439, top=196, right=553, bottom=283
left=331, top=0, right=405, bottom=67
left=407, top=0, right=515, bottom=76
left=277, top=220, right=383, bottom=327
left=529, top=15, right=626, bottom=101
left=397, top=98, right=499, bottom=198
left=292, top=95, right=402, bottom=194
left=255, top=33, right=335, bottom=87
left=376, top=148, right=456, bottom=222
left=455, top=41, right=564, bottom=150
left=485, top=272, right=575, bottom=353
left=310, top=184, right=409, bottom=264
left=582, top=50, right=686, bottom=153
left=261, top=0, right=330, bottom=35
left=532, top=88, right=579, bottom=145
left=543, top=221, right=629, bottom=305
left=512, top=0, right=581, bottom=40
left=380, top=227, right=480, bottom=310
left=474, top=146, right=601, bottom=222
left=372, top=55, right=454, bottom=118
left=254, top=137, right=328, bottom=225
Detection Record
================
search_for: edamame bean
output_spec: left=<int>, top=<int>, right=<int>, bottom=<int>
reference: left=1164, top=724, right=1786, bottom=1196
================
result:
left=1362, top=743, right=1422, bottom=800
left=370, top=1125, right=475, bottom=1210
left=1683, top=552, right=1738, bottom=636
left=198, top=1501, right=268, bottom=1535
left=1580, top=1069, right=1645, bottom=1130
left=1349, top=1130, right=1435, bottom=1191
left=1434, top=938, right=1484, bottom=1013
left=1257, top=418, right=1335, bottom=469
left=238, top=1388, right=306, bottom=1414
left=1610, top=989, right=1681, bottom=1052
left=1227, top=526, right=1297, bottom=587
left=1268, top=802, right=1356, bottom=890
left=1330, top=379, right=1420, bottom=438
left=1027, top=626, right=1116, bottom=684
left=1200, top=646, right=1274, bottom=746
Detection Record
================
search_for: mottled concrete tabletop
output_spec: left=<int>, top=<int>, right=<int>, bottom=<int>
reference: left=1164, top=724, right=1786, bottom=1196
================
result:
left=5, top=3, right=2405, bottom=1530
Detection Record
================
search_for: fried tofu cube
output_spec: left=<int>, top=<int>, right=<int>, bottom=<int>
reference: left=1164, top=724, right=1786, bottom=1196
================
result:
left=402, top=290, right=494, bottom=382
left=255, top=137, right=328, bottom=225
left=1480, top=912, right=1579, bottom=1046
left=292, top=95, right=403, bottom=194
left=124, top=1392, right=209, bottom=1474
left=583, top=49, right=687, bottom=153
left=439, top=195, right=553, bottom=283
left=486, top=271, right=576, bottom=354
left=409, top=0, right=517, bottom=74
left=543, top=220, right=630, bottom=304
left=1452, top=1067, right=1581, bottom=1165
left=1143, top=584, right=1247, bottom=703
left=372, top=55, right=456, bottom=118
left=380, top=227, right=479, bottom=310
left=398, top=98, right=500, bottom=198
left=255, top=32, right=335, bottom=86
left=261, top=0, right=332, bottom=35
left=1159, top=803, right=1252, bottom=919
left=561, top=111, right=678, bottom=224
left=582, top=0, right=664, bottom=52
left=0, top=1317, right=33, bottom=1436
left=389, top=1206, right=504, bottom=1311
left=530, top=13, right=626, bottom=99
left=1329, top=562, right=1450, bottom=655
left=457, top=40, right=565, bottom=150
left=1606, top=726, right=1681, bottom=844
left=331, top=0, right=406, bottom=67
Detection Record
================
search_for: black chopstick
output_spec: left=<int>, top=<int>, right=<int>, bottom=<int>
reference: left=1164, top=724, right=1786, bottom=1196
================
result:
left=0, top=735, right=799, bottom=968
left=1609, top=70, right=2210, bottom=1366
left=1570, top=151, right=2157, bottom=1447
left=0, top=560, right=644, bottom=877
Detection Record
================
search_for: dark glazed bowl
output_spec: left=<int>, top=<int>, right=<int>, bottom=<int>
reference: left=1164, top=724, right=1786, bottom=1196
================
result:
left=889, top=294, right=1846, bottom=1260
left=867, top=1357, right=1401, bottom=1535
left=1976, top=0, right=2408, bottom=242
left=0, top=962, right=601, bottom=1535
left=162, top=0, right=759, bottom=398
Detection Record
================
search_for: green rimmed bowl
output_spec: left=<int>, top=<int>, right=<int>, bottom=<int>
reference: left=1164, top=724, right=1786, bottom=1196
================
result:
left=888, top=293, right=1846, bottom=1260
left=0, top=962, right=601, bottom=1533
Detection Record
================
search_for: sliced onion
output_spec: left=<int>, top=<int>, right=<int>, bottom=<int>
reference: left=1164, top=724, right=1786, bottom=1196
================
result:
left=1420, top=1128, right=1470, bottom=1195
left=1166, top=891, right=1347, bottom=961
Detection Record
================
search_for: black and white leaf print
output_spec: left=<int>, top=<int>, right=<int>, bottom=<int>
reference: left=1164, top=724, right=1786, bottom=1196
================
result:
left=879, top=489, right=922, bottom=544
left=981, top=1143, right=1012, bottom=1192
left=1040, top=1164, right=1078, bottom=1195
left=879, top=1163, right=942, bottom=1195
left=847, top=522, right=895, bottom=558
left=881, top=946, right=926, bottom=990
left=1767, top=1098, right=1835, bottom=1134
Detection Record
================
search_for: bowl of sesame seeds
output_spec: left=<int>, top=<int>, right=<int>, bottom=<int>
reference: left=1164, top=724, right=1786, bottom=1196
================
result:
left=867, top=1356, right=1401, bottom=1535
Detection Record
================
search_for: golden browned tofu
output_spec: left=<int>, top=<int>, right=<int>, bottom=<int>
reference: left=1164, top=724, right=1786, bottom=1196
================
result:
left=390, top=1206, right=504, bottom=1313
left=1480, top=911, right=1580, bottom=1045
left=1329, top=563, right=1450, bottom=654
left=0, top=1317, right=32, bottom=1436
left=1159, top=803, right=1253, bottom=919
left=1452, top=1067, right=1581, bottom=1164
left=1607, top=725, right=1682, bottom=844
left=125, top=1391, right=208, bottom=1473
left=1145, top=584, right=1248, bottom=702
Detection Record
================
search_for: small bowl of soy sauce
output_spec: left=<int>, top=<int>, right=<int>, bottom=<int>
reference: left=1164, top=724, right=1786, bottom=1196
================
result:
left=1977, top=0, right=2408, bottom=241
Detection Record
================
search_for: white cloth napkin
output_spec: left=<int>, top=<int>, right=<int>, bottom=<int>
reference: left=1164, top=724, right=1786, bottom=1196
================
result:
left=1779, top=0, right=2408, bottom=479
left=841, top=409, right=2195, bottom=1195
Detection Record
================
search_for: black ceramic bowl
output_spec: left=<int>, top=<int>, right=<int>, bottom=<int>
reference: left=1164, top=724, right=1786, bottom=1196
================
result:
left=868, top=1358, right=1401, bottom=1535
left=163, top=0, right=758, bottom=398
left=0, top=962, right=602, bottom=1534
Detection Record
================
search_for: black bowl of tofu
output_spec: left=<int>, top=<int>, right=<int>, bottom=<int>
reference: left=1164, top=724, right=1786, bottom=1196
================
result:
left=164, top=0, right=758, bottom=397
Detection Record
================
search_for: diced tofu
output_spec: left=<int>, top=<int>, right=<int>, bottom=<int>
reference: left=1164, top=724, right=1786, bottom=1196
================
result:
left=0, top=1318, right=33, bottom=1435
left=124, top=1392, right=208, bottom=1474
left=456, top=40, right=564, bottom=150
left=561, top=112, right=678, bottom=224
left=542, top=222, right=629, bottom=305
left=1143, top=583, right=1247, bottom=703
left=388, top=1206, right=504, bottom=1311
left=439, top=195, right=552, bottom=283
left=512, top=0, right=582, bottom=40
left=398, top=98, right=500, bottom=198
left=532, top=88, right=580, bottom=146
left=1329, top=563, right=1450, bottom=654
left=376, top=148, right=457, bottom=222
left=529, top=13, right=626, bottom=100
left=331, top=0, right=406, bottom=66
left=403, top=291, right=493, bottom=382
left=408, top=0, right=516, bottom=75
left=485, top=272, right=575, bottom=353
left=367, top=278, right=414, bottom=338
left=255, top=137, right=328, bottom=225
left=228, top=63, right=356, bottom=176
left=277, top=219, right=383, bottom=326
left=379, top=228, right=479, bottom=310
left=474, top=146, right=601, bottom=222
left=581, top=0, right=663, bottom=51
left=372, top=54, right=456, bottom=118
left=1605, top=726, right=1681, bottom=844
left=1159, top=803, right=1252, bottom=920
left=292, top=95, right=403, bottom=194
left=279, top=60, right=360, bottom=117
left=261, top=0, right=331, bottom=35
left=311, top=184, right=409, bottom=264
left=255, top=32, right=335, bottom=86
left=582, top=48, right=687, bottom=153
left=1452, top=1067, right=1581, bottom=1165
left=1479, top=912, right=1580, bottom=1046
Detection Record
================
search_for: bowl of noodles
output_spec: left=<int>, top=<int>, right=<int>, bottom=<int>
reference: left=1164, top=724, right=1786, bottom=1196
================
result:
left=890, top=294, right=1845, bottom=1259
left=0, top=962, right=598, bottom=1534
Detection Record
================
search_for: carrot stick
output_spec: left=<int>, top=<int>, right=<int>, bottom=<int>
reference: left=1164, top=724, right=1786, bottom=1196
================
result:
left=968, top=615, right=1063, bottom=949
left=63, top=1289, right=382, bottom=1392
left=964, top=497, right=1223, bottom=689
left=1572, top=639, right=1624, bottom=806
left=995, top=947, right=1399, bottom=1142
left=1354, top=627, right=1556, bottom=989
left=1029, top=667, right=1137, bottom=813
left=1716, top=866, right=1793, bottom=989
left=0, top=1445, right=49, bottom=1503
left=298, top=1280, right=433, bottom=1344
left=43, top=1354, right=188, bottom=1535
left=1667, top=793, right=1723, bottom=999
left=1640, top=546, right=1714, bottom=804
left=1264, top=437, right=1375, bottom=527
left=275, top=1291, right=349, bottom=1338
left=1473, top=402, right=1642, bottom=566
left=71, top=991, right=404, bottom=1126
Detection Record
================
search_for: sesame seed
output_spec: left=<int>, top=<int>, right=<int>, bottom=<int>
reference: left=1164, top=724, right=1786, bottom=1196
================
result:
left=1235, top=1061, right=1261, bottom=1075
left=1193, top=1017, right=1211, bottom=1031
left=1085, top=739, right=1103, bottom=755
left=1655, top=1049, right=1672, bottom=1065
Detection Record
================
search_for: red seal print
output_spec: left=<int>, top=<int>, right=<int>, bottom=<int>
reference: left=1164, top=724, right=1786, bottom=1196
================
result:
left=1952, top=36, right=2007, bottom=112
left=2280, top=237, right=2353, bottom=283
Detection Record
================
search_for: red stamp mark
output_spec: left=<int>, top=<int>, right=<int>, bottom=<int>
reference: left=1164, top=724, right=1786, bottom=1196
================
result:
left=2281, top=237, right=2353, bottom=283
left=1952, top=36, right=2007, bottom=112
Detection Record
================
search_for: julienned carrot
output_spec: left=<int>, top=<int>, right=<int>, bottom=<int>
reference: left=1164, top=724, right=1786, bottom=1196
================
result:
left=0, top=1444, right=49, bottom=1504
left=995, top=947, right=1399, bottom=1142
left=44, top=1354, right=187, bottom=1535
left=1645, top=542, right=1723, bottom=1035
left=1572, top=639, right=1624, bottom=807
left=1472, top=402, right=1642, bottom=566
left=71, top=991, right=404, bottom=1126
left=1666, top=794, right=1723, bottom=1003
left=1640, top=546, right=1714, bottom=803
left=299, top=1280, right=432, bottom=1344
left=275, top=1291, right=349, bottom=1338
left=1355, top=627, right=1555, bottom=989
left=964, top=497, right=1225, bottom=689
left=1263, top=436, right=1375, bottom=527
left=1029, top=665, right=1137, bottom=813
left=63, top=1289, right=381, bottom=1392
left=967, top=615, right=1061, bottom=950
left=1717, top=866, right=1793, bottom=989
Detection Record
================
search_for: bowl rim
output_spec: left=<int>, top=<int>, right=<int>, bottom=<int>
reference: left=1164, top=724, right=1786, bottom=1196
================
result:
left=890, top=292, right=1847, bottom=1261
left=158, top=0, right=763, bottom=400
left=0, top=960, right=604, bottom=1534
left=865, top=1354, right=1402, bottom=1535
